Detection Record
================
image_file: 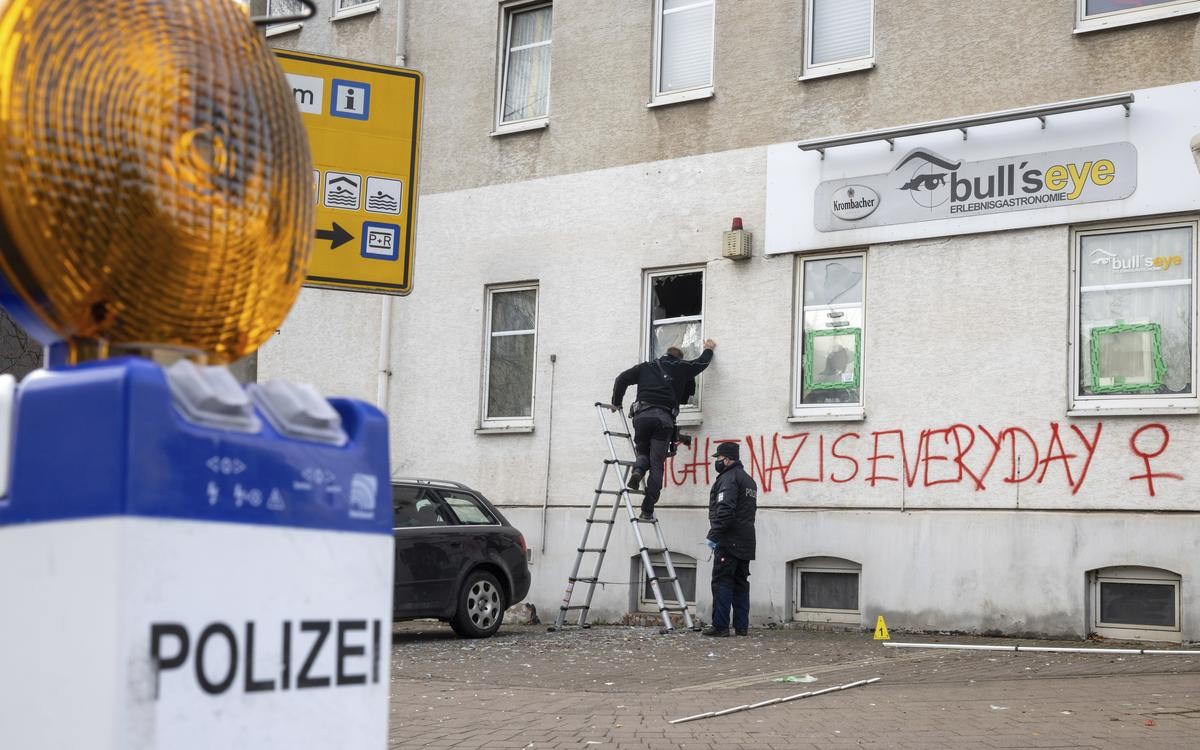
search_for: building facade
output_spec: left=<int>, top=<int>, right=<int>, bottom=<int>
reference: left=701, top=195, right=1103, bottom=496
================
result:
left=259, top=0, right=1200, bottom=641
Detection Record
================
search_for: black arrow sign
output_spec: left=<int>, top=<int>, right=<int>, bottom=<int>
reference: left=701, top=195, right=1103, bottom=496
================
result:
left=315, top=222, right=353, bottom=250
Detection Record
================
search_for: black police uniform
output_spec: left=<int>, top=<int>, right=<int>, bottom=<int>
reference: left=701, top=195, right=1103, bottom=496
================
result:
left=706, top=455, right=757, bottom=634
left=611, top=349, right=713, bottom=515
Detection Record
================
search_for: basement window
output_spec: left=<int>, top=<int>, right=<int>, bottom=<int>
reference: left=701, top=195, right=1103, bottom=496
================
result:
left=1090, top=566, right=1181, bottom=643
left=634, top=551, right=696, bottom=613
left=792, top=556, right=861, bottom=625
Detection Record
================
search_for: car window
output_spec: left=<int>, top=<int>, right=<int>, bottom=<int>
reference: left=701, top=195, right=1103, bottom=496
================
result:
left=392, top=485, right=454, bottom=528
left=440, top=491, right=496, bottom=525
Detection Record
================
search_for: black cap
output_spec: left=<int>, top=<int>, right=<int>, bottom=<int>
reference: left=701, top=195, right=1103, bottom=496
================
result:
left=711, top=442, right=740, bottom=460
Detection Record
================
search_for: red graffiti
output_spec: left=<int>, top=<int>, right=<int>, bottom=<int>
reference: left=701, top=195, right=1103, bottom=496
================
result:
left=1128, top=423, right=1183, bottom=497
left=663, top=421, right=1173, bottom=498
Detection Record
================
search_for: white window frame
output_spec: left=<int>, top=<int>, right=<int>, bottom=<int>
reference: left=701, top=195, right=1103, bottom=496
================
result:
left=792, top=557, right=861, bottom=625
left=1090, top=566, right=1181, bottom=643
left=1068, top=218, right=1199, bottom=416
left=480, top=283, right=539, bottom=432
left=492, top=1, right=552, bottom=136
left=332, top=0, right=380, bottom=22
left=649, top=0, right=715, bottom=107
left=643, top=266, right=706, bottom=423
left=635, top=552, right=696, bottom=612
left=791, top=251, right=866, bottom=423
left=1075, top=0, right=1200, bottom=33
left=799, top=0, right=875, bottom=81
left=264, top=0, right=304, bottom=36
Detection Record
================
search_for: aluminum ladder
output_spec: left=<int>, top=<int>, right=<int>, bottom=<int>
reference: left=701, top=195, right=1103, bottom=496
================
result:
left=549, top=402, right=697, bottom=634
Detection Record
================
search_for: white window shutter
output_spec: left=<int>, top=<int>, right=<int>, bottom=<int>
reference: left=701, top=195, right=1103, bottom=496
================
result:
left=810, top=0, right=872, bottom=67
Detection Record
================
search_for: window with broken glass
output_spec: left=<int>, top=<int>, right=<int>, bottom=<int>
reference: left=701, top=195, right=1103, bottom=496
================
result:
left=644, top=268, right=704, bottom=411
left=482, top=285, right=538, bottom=428
left=793, top=253, right=865, bottom=421
left=1071, top=220, right=1197, bottom=415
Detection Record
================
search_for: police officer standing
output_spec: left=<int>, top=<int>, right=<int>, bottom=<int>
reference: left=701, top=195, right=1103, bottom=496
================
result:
left=704, top=441, right=757, bottom=637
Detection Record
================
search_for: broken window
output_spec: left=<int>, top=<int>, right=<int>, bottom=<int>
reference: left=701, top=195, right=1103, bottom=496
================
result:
left=645, top=268, right=704, bottom=408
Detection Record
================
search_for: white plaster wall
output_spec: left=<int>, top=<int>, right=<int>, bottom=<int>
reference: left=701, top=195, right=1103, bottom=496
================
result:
left=258, top=287, right=382, bottom=405
left=259, top=143, right=1200, bottom=639
left=508, top=506, right=1200, bottom=641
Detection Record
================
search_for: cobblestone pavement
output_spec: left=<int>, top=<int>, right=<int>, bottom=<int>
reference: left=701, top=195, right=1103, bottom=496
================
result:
left=388, top=623, right=1200, bottom=749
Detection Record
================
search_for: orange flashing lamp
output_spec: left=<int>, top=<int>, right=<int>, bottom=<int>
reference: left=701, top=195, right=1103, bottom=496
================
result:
left=0, top=0, right=313, bottom=364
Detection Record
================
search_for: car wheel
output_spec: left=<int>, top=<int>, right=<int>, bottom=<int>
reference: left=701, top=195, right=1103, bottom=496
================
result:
left=450, top=570, right=506, bottom=638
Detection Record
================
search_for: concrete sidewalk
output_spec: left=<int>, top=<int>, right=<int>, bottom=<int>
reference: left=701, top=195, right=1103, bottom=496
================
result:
left=388, top=624, right=1199, bottom=749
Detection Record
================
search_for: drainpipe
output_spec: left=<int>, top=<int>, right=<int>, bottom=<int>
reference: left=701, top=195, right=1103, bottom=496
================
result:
left=540, top=354, right=557, bottom=553
left=376, top=0, right=407, bottom=413
left=376, top=297, right=393, bottom=411
left=394, top=0, right=408, bottom=67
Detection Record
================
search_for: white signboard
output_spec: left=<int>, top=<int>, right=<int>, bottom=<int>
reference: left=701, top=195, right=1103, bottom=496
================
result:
left=766, top=81, right=1200, bottom=254
left=0, top=519, right=393, bottom=749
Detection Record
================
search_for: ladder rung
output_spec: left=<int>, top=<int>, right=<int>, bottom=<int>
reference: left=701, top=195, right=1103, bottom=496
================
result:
left=586, top=518, right=615, bottom=525
left=661, top=605, right=690, bottom=612
left=604, top=430, right=632, bottom=438
left=641, top=547, right=667, bottom=555
left=603, top=459, right=637, bottom=466
left=570, top=577, right=599, bottom=584
left=649, top=576, right=678, bottom=584
left=559, top=605, right=590, bottom=611
left=578, top=547, right=606, bottom=553
left=597, top=488, right=644, bottom=495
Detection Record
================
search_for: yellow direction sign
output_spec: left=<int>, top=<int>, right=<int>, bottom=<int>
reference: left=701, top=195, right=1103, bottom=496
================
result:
left=275, top=51, right=422, bottom=295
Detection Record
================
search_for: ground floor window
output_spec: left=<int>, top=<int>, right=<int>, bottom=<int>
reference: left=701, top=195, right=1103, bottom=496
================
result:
left=644, top=267, right=705, bottom=411
left=793, top=253, right=865, bottom=421
left=1090, top=566, right=1181, bottom=643
left=1071, top=220, right=1197, bottom=415
left=481, top=283, right=539, bottom=428
left=791, top=556, right=861, bottom=624
left=634, top=551, right=696, bottom=612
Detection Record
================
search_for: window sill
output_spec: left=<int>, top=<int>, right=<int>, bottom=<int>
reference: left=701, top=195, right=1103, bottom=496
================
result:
left=1067, top=402, right=1199, bottom=417
left=475, top=424, right=535, bottom=435
left=1074, top=4, right=1200, bottom=33
left=793, top=610, right=861, bottom=625
left=798, top=58, right=874, bottom=82
left=490, top=118, right=549, bottom=137
left=265, top=22, right=303, bottom=37
left=332, top=3, right=380, bottom=22
left=647, top=87, right=714, bottom=109
left=675, top=412, right=703, bottom=428
left=788, top=408, right=865, bottom=424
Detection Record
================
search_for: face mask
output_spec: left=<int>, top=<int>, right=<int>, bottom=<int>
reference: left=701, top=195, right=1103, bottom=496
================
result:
left=714, top=459, right=726, bottom=473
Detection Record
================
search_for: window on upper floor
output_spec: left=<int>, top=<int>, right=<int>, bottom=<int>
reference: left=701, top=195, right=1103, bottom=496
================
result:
left=651, top=0, right=715, bottom=107
left=1075, top=0, right=1200, bottom=32
left=801, top=0, right=874, bottom=80
left=333, top=0, right=380, bottom=21
left=263, top=0, right=305, bottom=36
left=494, top=1, right=553, bottom=134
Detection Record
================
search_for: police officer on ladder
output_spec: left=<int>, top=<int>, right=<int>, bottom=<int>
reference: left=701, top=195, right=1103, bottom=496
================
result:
left=610, top=339, right=716, bottom=520
left=704, top=441, right=757, bottom=637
